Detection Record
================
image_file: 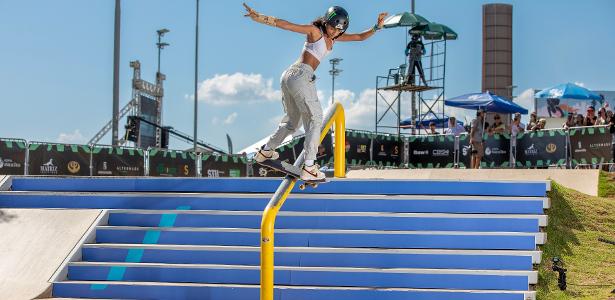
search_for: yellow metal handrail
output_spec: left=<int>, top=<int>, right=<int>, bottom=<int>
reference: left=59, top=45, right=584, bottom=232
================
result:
left=260, top=102, right=345, bottom=300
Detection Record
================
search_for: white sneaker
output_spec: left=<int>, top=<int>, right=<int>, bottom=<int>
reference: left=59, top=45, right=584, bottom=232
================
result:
left=301, top=164, right=325, bottom=181
left=254, top=148, right=279, bottom=162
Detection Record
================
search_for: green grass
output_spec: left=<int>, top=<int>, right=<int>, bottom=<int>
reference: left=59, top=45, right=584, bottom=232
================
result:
left=538, top=181, right=615, bottom=299
left=598, top=171, right=615, bottom=198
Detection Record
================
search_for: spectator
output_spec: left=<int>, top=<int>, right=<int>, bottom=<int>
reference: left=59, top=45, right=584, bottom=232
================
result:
left=444, top=116, right=466, bottom=136
left=526, top=112, right=538, bottom=131
left=610, top=117, right=615, bottom=163
left=562, top=114, right=575, bottom=130
left=607, top=110, right=614, bottom=123
left=575, top=114, right=585, bottom=127
left=428, top=122, right=437, bottom=134
left=511, top=112, right=525, bottom=136
left=490, top=113, right=506, bottom=134
left=597, top=107, right=608, bottom=125
left=532, top=118, right=546, bottom=131
left=585, top=106, right=597, bottom=126
left=470, top=109, right=485, bottom=169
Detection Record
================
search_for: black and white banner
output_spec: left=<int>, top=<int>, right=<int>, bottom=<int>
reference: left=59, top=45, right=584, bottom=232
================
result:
left=28, top=143, right=91, bottom=176
left=408, top=135, right=455, bottom=168
left=372, top=134, right=403, bottom=167
left=202, top=154, right=247, bottom=178
left=0, top=139, right=26, bottom=175
left=515, top=130, right=567, bottom=168
left=345, top=130, right=373, bottom=166
left=91, top=146, right=144, bottom=176
left=569, top=126, right=613, bottom=166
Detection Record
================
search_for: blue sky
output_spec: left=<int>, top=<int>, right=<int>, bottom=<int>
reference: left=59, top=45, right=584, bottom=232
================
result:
left=1, top=0, right=614, bottom=151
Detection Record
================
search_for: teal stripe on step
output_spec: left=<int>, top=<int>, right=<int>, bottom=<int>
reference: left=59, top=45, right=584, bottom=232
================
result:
left=90, top=206, right=191, bottom=290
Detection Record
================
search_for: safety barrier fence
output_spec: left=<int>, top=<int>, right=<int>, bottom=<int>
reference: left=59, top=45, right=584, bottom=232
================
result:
left=0, top=126, right=611, bottom=176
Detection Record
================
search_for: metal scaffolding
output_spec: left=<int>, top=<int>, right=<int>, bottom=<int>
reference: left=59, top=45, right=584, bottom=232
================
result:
left=375, top=39, right=448, bottom=136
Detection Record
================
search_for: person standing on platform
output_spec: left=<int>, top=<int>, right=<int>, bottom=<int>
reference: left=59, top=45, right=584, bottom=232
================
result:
left=469, top=109, right=485, bottom=169
left=404, top=33, right=427, bottom=86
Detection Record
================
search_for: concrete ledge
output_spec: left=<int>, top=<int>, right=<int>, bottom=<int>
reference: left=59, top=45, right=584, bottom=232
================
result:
left=347, top=169, right=599, bottom=196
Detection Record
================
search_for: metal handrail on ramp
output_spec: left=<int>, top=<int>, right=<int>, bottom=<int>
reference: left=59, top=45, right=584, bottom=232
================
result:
left=260, top=102, right=346, bottom=300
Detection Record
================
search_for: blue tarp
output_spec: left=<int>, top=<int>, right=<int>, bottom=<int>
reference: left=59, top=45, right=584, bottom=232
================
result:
left=535, top=82, right=602, bottom=100
left=400, top=114, right=463, bottom=128
left=444, top=91, right=528, bottom=114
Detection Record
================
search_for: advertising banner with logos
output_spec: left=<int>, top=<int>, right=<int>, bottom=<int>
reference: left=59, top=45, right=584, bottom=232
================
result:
left=91, top=146, right=145, bottom=176
left=27, top=143, right=91, bottom=176
left=292, top=132, right=334, bottom=167
left=148, top=149, right=197, bottom=177
left=408, top=134, right=455, bottom=168
left=0, top=138, right=27, bottom=175
left=514, top=130, right=567, bottom=168
left=481, top=134, right=510, bottom=168
left=457, top=134, right=510, bottom=169
left=372, top=134, right=403, bottom=167
left=202, top=154, right=247, bottom=178
left=276, top=138, right=299, bottom=163
left=569, top=126, right=613, bottom=166
left=345, top=130, right=374, bottom=166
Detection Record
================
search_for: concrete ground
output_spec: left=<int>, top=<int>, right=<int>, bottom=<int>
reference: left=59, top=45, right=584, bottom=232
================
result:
left=0, top=209, right=102, bottom=299
left=346, top=169, right=599, bottom=196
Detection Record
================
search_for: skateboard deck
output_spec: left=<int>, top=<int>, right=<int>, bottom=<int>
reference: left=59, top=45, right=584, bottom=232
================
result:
left=256, top=159, right=327, bottom=189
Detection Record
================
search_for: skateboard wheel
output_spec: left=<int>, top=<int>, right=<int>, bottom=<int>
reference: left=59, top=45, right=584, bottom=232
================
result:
left=299, top=184, right=306, bottom=190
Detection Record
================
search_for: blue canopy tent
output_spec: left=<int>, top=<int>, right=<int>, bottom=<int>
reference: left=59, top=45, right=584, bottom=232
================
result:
left=444, top=91, right=528, bottom=114
left=400, top=114, right=463, bottom=129
left=535, top=82, right=601, bottom=100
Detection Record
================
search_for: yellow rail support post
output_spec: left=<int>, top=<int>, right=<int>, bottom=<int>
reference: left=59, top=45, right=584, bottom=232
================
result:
left=260, top=102, right=345, bottom=300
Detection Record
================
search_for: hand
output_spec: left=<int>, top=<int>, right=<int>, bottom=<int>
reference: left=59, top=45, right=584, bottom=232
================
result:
left=243, top=3, right=257, bottom=19
left=376, top=12, right=388, bottom=29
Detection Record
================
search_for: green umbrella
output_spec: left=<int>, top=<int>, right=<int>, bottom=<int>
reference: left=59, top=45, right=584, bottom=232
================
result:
left=382, top=12, right=430, bottom=28
left=410, top=22, right=458, bottom=40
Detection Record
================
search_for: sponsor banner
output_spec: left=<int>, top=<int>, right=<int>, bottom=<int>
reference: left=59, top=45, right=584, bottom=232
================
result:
left=407, top=135, right=455, bottom=168
left=148, top=149, right=196, bottom=177
left=202, top=154, right=248, bottom=178
left=482, top=134, right=510, bottom=168
left=515, top=130, right=567, bottom=168
left=345, top=130, right=373, bottom=166
left=91, top=146, right=144, bottom=176
left=458, top=134, right=510, bottom=168
left=0, top=139, right=27, bottom=175
left=292, top=132, right=334, bottom=167
left=569, top=126, right=613, bottom=166
left=372, top=134, right=403, bottom=167
left=458, top=134, right=472, bottom=168
left=276, top=138, right=300, bottom=164
left=28, top=143, right=91, bottom=176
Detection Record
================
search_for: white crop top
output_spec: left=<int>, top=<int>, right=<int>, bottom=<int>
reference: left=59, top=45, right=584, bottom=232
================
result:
left=302, top=29, right=331, bottom=62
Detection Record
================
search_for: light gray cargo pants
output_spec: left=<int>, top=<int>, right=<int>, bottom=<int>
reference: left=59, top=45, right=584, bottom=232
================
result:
left=265, top=63, right=323, bottom=162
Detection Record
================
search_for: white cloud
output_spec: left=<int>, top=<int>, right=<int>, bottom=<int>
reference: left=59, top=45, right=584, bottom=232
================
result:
left=192, top=73, right=282, bottom=106
left=223, top=112, right=238, bottom=125
left=57, top=129, right=85, bottom=144
left=211, top=117, right=219, bottom=125
left=574, top=81, right=586, bottom=87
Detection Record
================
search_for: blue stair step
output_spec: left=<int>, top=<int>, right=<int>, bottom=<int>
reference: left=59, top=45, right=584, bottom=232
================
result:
left=95, top=226, right=545, bottom=250
left=0, top=192, right=549, bottom=214
left=107, top=210, right=546, bottom=232
left=11, top=177, right=549, bottom=196
left=82, top=244, right=540, bottom=270
left=53, top=281, right=537, bottom=300
left=66, top=262, right=537, bottom=291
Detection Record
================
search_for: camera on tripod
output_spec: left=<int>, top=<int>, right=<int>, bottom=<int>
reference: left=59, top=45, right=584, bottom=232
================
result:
left=551, top=257, right=567, bottom=291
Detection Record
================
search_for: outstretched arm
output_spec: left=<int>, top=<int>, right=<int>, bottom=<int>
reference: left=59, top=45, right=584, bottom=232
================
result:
left=337, top=12, right=387, bottom=42
left=243, top=3, right=316, bottom=35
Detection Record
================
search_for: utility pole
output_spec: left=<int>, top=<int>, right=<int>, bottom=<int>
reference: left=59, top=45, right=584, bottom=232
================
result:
left=410, top=0, right=417, bottom=135
left=193, top=0, right=200, bottom=153
left=112, top=0, right=121, bottom=146
left=329, top=58, right=343, bottom=104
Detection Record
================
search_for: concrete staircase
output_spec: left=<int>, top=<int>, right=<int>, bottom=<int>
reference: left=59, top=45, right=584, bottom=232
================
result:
left=0, top=177, right=549, bottom=300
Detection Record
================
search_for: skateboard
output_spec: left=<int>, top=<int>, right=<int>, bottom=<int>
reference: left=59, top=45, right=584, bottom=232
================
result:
left=256, top=159, right=327, bottom=190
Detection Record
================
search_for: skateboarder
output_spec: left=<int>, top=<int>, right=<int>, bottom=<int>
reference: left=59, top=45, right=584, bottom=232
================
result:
left=245, top=3, right=387, bottom=181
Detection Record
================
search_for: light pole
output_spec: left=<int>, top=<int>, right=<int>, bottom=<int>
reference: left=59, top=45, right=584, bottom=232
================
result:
left=112, top=0, right=121, bottom=146
left=329, top=58, right=343, bottom=104
left=193, top=0, right=200, bottom=153
left=156, top=28, right=170, bottom=76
